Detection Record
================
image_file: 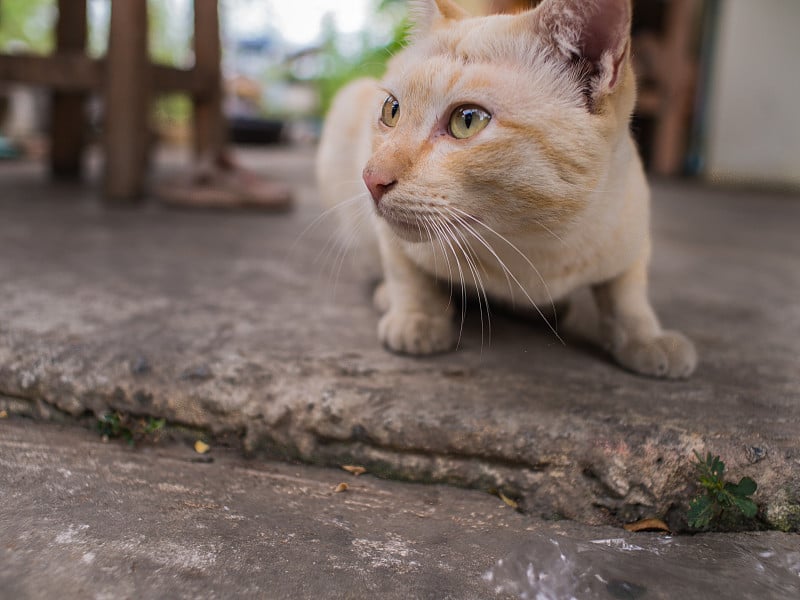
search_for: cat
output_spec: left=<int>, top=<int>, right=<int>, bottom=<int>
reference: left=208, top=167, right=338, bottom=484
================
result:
left=316, top=0, right=697, bottom=379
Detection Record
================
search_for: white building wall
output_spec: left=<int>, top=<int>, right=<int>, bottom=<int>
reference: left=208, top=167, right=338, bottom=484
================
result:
left=706, top=0, right=800, bottom=187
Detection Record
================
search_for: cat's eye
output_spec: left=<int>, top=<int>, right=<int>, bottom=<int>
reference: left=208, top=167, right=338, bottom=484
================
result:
left=380, top=95, right=400, bottom=127
left=449, top=105, right=491, bottom=139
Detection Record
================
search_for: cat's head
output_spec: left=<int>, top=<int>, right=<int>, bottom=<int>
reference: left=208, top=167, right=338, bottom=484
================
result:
left=362, top=0, right=636, bottom=242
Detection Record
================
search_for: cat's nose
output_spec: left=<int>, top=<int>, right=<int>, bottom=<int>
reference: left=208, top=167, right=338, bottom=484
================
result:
left=363, top=168, right=397, bottom=206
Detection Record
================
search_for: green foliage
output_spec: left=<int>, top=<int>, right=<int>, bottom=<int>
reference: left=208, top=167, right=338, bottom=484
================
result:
left=148, top=0, right=192, bottom=67
left=142, top=417, right=167, bottom=435
left=97, top=412, right=165, bottom=446
left=315, top=2, right=410, bottom=116
left=688, top=451, right=758, bottom=529
left=153, top=93, right=192, bottom=134
left=0, top=0, right=55, bottom=54
left=0, top=0, right=190, bottom=63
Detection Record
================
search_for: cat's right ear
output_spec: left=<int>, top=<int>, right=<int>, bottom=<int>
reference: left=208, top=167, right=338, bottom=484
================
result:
left=527, top=0, right=632, bottom=103
left=409, top=0, right=469, bottom=37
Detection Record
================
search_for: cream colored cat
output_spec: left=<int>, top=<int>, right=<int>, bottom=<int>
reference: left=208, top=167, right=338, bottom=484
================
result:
left=317, top=0, right=697, bottom=379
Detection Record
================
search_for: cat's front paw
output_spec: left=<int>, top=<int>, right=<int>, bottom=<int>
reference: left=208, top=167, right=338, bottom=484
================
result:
left=612, top=330, right=697, bottom=379
left=378, top=309, right=456, bottom=355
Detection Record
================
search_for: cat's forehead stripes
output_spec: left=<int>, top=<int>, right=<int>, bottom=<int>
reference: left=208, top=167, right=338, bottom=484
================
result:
left=383, top=57, right=561, bottom=135
left=385, top=17, right=588, bottom=120
left=386, top=57, right=509, bottom=115
left=419, top=15, right=550, bottom=71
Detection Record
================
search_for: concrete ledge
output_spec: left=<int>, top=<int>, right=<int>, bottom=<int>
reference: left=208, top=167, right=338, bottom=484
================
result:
left=3, top=420, right=799, bottom=598
left=0, top=148, right=798, bottom=532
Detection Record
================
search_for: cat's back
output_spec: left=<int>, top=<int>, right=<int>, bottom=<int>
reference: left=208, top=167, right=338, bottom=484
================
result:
left=316, top=78, right=383, bottom=211
left=316, top=78, right=386, bottom=274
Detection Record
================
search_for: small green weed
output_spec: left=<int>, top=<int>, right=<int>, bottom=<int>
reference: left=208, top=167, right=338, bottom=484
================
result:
left=688, top=451, right=758, bottom=529
left=97, top=412, right=165, bottom=446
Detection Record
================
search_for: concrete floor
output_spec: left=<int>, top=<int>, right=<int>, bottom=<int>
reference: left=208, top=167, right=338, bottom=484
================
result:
left=3, top=419, right=799, bottom=599
left=0, top=146, right=798, bottom=537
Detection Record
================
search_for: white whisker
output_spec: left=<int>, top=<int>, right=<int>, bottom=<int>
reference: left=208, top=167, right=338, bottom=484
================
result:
left=456, top=226, right=493, bottom=351
left=445, top=206, right=564, bottom=345
left=327, top=202, right=371, bottom=297
left=436, top=208, right=515, bottom=302
left=438, top=215, right=492, bottom=351
left=290, top=192, right=369, bottom=257
left=421, top=215, right=456, bottom=311
left=532, top=218, right=567, bottom=246
left=431, top=214, right=469, bottom=348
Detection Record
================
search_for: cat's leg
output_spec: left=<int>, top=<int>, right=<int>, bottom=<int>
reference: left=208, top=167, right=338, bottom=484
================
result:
left=373, top=281, right=390, bottom=314
left=592, top=252, right=697, bottom=379
left=376, top=229, right=456, bottom=355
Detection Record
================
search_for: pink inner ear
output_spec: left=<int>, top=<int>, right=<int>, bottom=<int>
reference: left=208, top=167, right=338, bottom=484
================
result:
left=533, top=0, right=631, bottom=92
left=531, top=0, right=631, bottom=96
left=607, top=41, right=628, bottom=89
left=579, top=1, right=630, bottom=65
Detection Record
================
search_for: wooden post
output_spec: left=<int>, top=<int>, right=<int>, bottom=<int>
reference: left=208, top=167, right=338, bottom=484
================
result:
left=104, top=0, right=151, bottom=202
left=651, top=0, right=698, bottom=175
left=50, top=0, right=87, bottom=179
left=193, top=0, right=224, bottom=161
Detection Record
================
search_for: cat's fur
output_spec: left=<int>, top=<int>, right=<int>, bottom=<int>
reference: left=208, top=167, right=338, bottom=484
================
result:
left=316, top=0, right=697, bottom=378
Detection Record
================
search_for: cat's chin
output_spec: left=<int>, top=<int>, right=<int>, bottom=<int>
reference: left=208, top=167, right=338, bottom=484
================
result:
left=386, top=220, right=430, bottom=243
left=379, top=213, right=430, bottom=243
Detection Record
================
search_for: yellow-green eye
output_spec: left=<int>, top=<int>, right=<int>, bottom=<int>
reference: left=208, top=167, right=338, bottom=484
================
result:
left=449, top=105, right=491, bottom=139
left=380, top=95, right=400, bottom=127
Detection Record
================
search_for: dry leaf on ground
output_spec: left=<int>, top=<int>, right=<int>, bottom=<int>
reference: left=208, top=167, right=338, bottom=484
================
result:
left=342, top=465, right=367, bottom=476
left=498, top=491, right=519, bottom=510
left=194, top=440, right=211, bottom=454
left=334, top=483, right=349, bottom=493
left=623, top=518, right=671, bottom=533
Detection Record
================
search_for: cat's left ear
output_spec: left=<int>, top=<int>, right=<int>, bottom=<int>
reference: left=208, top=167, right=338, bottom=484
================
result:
left=529, top=0, right=632, bottom=101
left=410, top=0, right=469, bottom=36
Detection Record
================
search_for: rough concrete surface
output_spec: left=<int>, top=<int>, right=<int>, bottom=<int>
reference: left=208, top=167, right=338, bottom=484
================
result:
left=0, top=147, right=799, bottom=533
left=2, top=420, right=799, bottom=599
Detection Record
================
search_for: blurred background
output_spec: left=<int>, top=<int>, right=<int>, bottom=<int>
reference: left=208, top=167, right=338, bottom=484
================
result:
left=0, top=0, right=798, bottom=190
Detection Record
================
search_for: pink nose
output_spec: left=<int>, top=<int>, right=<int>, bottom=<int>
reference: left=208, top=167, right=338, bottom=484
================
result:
left=363, top=169, right=397, bottom=206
